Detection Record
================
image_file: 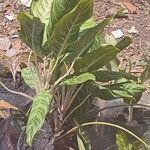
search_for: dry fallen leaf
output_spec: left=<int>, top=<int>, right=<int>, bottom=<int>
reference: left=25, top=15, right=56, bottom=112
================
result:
left=122, top=0, right=137, bottom=14
left=0, top=100, right=18, bottom=110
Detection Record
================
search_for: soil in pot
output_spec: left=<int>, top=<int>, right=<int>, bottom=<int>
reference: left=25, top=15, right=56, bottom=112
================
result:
left=88, top=107, right=150, bottom=150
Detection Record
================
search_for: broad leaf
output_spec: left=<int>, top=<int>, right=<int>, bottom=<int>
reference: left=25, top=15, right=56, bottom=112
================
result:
left=116, top=131, right=133, bottom=150
left=140, top=59, right=150, bottom=82
left=77, top=134, right=86, bottom=150
left=106, top=58, right=120, bottom=72
left=30, top=0, right=52, bottom=25
left=105, top=34, right=117, bottom=46
left=30, top=0, right=52, bottom=43
left=115, top=36, right=132, bottom=51
left=77, top=125, right=91, bottom=150
left=60, top=73, right=95, bottom=86
left=43, top=0, right=93, bottom=56
left=18, top=13, right=33, bottom=48
left=26, top=90, right=53, bottom=146
left=21, top=67, right=38, bottom=89
left=93, top=69, right=137, bottom=82
left=32, top=18, right=45, bottom=53
left=87, top=81, right=145, bottom=102
left=105, top=81, right=145, bottom=103
left=74, top=45, right=119, bottom=72
left=80, top=18, right=96, bottom=31
left=71, top=17, right=112, bottom=59
left=48, top=0, right=80, bottom=36
left=18, top=13, right=45, bottom=55
left=87, top=83, right=117, bottom=100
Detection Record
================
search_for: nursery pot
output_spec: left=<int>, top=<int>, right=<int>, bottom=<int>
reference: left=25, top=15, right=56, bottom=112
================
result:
left=0, top=110, right=13, bottom=150
left=17, top=119, right=54, bottom=150
left=88, top=106, right=150, bottom=150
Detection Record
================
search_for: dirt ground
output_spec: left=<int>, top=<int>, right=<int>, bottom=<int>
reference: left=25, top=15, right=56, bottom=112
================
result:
left=94, top=0, right=150, bottom=73
left=0, top=0, right=150, bottom=100
left=0, top=0, right=150, bottom=73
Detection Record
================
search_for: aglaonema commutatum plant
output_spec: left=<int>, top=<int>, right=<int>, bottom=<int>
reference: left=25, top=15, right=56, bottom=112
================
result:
left=17, top=0, right=145, bottom=147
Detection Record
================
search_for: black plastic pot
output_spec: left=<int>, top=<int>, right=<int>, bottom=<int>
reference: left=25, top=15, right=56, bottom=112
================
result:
left=17, top=119, right=54, bottom=150
left=0, top=110, right=13, bottom=150
left=88, top=107, right=150, bottom=150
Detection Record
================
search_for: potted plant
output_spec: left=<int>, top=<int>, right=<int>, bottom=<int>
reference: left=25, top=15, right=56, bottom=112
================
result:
left=0, top=0, right=148, bottom=149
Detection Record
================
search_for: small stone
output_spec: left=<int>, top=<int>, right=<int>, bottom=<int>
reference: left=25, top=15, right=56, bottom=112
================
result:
left=21, top=0, right=32, bottom=7
left=0, top=37, right=11, bottom=51
left=111, top=29, right=124, bottom=39
left=128, top=26, right=138, bottom=35
left=11, top=34, right=18, bottom=38
left=5, top=48, right=18, bottom=57
left=5, top=13, right=14, bottom=21
left=122, top=9, right=129, bottom=14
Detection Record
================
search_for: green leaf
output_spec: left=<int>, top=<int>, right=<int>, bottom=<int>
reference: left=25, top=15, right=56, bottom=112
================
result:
left=30, top=0, right=52, bottom=43
left=116, top=130, right=133, bottom=150
left=87, top=81, right=145, bottom=102
left=74, top=45, right=119, bottom=72
left=87, top=83, right=117, bottom=100
left=18, top=13, right=33, bottom=48
left=140, top=59, right=150, bottom=82
left=76, top=122, right=91, bottom=150
left=60, top=73, right=95, bottom=86
left=18, top=13, right=45, bottom=55
left=26, top=90, right=53, bottom=146
left=89, top=34, right=102, bottom=52
left=32, top=18, right=45, bottom=53
left=21, top=67, right=38, bottom=89
left=77, top=134, right=86, bottom=150
left=71, top=17, right=112, bottom=59
left=30, top=0, right=52, bottom=24
left=105, top=34, right=117, bottom=46
left=105, top=81, right=145, bottom=103
left=43, top=0, right=93, bottom=56
left=80, top=18, right=96, bottom=31
left=93, top=69, right=137, bottom=82
left=106, top=59, right=120, bottom=71
left=115, top=36, right=132, bottom=51
left=48, top=0, right=80, bottom=36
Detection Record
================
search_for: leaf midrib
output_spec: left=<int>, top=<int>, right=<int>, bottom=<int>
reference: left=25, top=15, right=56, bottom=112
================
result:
left=57, top=4, right=87, bottom=57
left=80, top=47, right=118, bottom=71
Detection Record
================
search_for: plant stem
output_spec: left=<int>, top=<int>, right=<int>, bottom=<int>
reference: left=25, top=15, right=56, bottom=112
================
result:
left=44, top=58, right=59, bottom=89
left=56, top=122, right=150, bottom=149
left=64, top=85, right=83, bottom=115
left=34, top=54, right=42, bottom=91
left=54, top=61, right=75, bottom=86
left=0, top=81, right=33, bottom=100
left=128, top=103, right=133, bottom=122
left=27, top=51, right=39, bottom=92
left=61, top=94, right=91, bottom=126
